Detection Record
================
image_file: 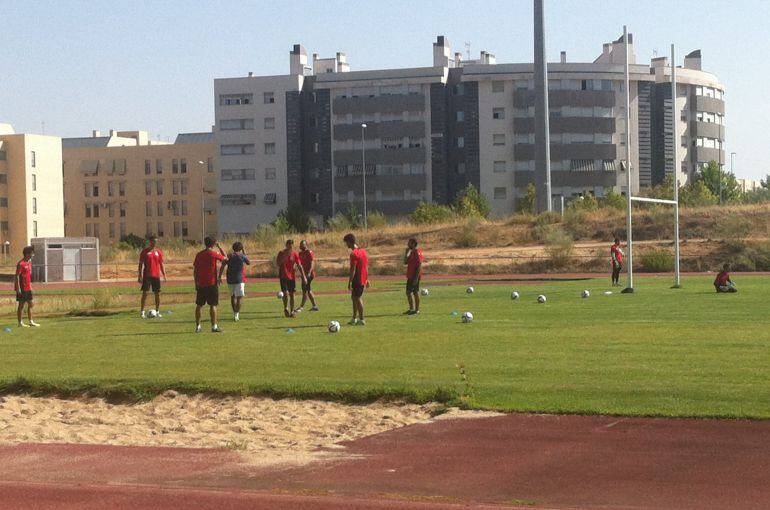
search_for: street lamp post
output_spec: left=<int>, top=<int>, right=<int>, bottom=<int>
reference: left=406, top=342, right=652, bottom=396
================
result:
left=361, top=123, right=367, bottom=230
left=197, top=160, right=207, bottom=242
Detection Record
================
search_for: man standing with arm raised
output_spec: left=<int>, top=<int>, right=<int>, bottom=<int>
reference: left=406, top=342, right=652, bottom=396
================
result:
left=193, top=236, right=227, bottom=333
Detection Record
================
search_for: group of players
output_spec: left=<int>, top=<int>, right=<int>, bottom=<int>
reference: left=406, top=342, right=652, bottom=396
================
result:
left=133, top=232, right=424, bottom=333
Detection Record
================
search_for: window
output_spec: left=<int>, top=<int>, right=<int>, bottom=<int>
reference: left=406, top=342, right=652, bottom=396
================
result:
left=0, top=221, right=7, bottom=231
left=157, top=202, right=164, bottom=217
left=492, top=108, right=505, bottom=120
left=681, top=136, right=688, bottom=147
left=146, top=222, right=152, bottom=236
left=156, top=180, right=164, bottom=195
left=181, top=180, right=188, bottom=195
left=221, top=168, right=256, bottom=181
left=30, top=151, right=36, bottom=168
left=570, top=159, right=595, bottom=172
left=455, top=163, right=466, bottom=174
left=93, top=223, right=100, bottom=237
left=31, top=174, right=35, bottom=190
left=145, top=180, right=152, bottom=195
left=144, top=160, right=151, bottom=175
left=220, top=194, right=257, bottom=206
left=264, top=143, right=276, bottom=155
left=264, top=193, right=277, bottom=204
left=0, top=151, right=5, bottom=161
left=265, top=168, right=276, bottom=180
left=181, top=201, right=188, bottom=216
left=493, top=161, right=507, bottom=173
left=264, top=117, right=275, bottom=129
left=493, top=187, right=507, bottom=200
left=492, top=81, right=505, bottom=93
left=263, top=92, right=275, bottom=104
left=107, top=203, right=114, bottom=218
left=207, top=157, right=213, bottom=173
left=220, top=144, right=255, bottom=155
left=0, top=198, right=7, bottom=207
left=146, top=201, right=152, bottom=216
left=109, top=223, right=115, bottom=238
left=219, top=93, right=252, bottom=105
left=32, top=197, right=37, bottom=214
left=182, top=221, right=188, bottom=237
left=119, top=182, right=125, bottom=196
left=172, top=180, right=180, bottom=195
left=454, top=83, right=464, bottom=95
left=179, top=159, right=187, bottom=174
left=173, top=221, right=180, bottom=237
left=156, top=159, right=163, bottom=174
left=120, top=222, right=126, bottom=237
left=110, top=159, right=127, bottom=175
left=119, top=202, right=126, bottom=218
left=493, top=134, right=506, bottom=146
left=85, top=223, right=92, bottom=236
left=220, top=118, right=255, bottom=130
left=311, top=193, right=321, bottom=204
left=172, top=159, right=179, bottom=174
left=456, top=137, right=465, bottom=148
left=681, top=111, right=687, bottom=122
left=108, top=181, right=115, bottom=197
left=157, top=222, right=164, bottom=237
left=81, top=160, right=99, bottom=176
left=313, top=142, right=319, bottom=153
left=456, top=111, right=464, bottom=122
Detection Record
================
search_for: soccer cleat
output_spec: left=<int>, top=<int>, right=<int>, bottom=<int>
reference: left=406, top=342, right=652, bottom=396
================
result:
left=212, top=326, right=223, bottom=333
left=357, top=319, right=366, bottom=326
left=283, top=308, right=291, bottom=318
left=140, top=311, right=146, bottom=319
left=195, top=324, right=202, bottom=333
left=293, top=307, right=303, bottom=313
left=234, top=313, right=240, bottom=322
left=348, top=319, right=358, bottom=326
left=156, top=312, right=163, bottom=318
left=310, top=307, right=319, bottom=312
left=407, top=310, right=420, bottom=316
left=18, top=322, right=30, bottom=328
left=402, top=310, right=413, bottom=315
left=29, top=321, right=41, bottom=327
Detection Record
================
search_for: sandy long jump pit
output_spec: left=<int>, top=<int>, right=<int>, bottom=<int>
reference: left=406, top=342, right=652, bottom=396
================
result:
left=0, top=391, right=500, bottom=466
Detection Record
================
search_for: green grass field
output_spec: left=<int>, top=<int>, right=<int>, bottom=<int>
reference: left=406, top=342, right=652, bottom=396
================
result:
left=1, top=276, right=768, bottom=418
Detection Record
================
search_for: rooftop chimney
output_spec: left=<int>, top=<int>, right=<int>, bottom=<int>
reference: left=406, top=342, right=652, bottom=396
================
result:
left=433, top=35, right=452, bottom=68
left=92, top=130, right=101, bottom=138
left=560, top=51, right=567, bottom=63
left=289, top=44, right=308, bottom=75
left=248, top=71, right=253, bottom=77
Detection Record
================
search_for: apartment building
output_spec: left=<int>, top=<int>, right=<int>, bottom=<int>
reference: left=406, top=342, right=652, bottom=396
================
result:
left=62, top=130, right=216, bottom=243
left=214, top=34, right=725, bottom=227
left=0, top=124, right=65, bottom=255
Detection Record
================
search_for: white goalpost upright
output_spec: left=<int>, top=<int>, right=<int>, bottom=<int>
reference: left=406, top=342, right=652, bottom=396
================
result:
left=622, top=28, right=681, bottom=293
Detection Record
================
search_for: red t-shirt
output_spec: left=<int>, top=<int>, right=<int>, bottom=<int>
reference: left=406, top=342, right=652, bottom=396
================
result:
left=140, top=248, right=164, bottom=278
left=350, top=247, right=369, bottom=286
left=611, top=244, right=623, bottom=264
left=406, top=248, right=424, bottom=279
left=278, top=250, right=301, bottom=280
left=15, top=259, right=32, bottom=292
left=299, top=250, right=315, bottom=278
left=714, top=271, right=730, bottom=286
left=193, top=249, right=226, bottom=287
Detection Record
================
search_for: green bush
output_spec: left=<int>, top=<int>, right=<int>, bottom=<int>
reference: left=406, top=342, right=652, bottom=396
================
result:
left=640, top=249, right=674, bottom=272
left=275, top=204, right=312, bottom=233
left=563, top=209, right=590, bottom=239
left=679, top=181, right=718, bottom=207
left=120, top=233, right=146, bottom=250
left=535, top=211, right=562, bottom=226
left=455, top=218, right=480, bottom=248
left=251, top=224, right=282, bottom=251
left=544, top=227, right=574, bottom=267
left=326, top=213, right=351, bottom=231
left=366, top=211, right=387, bottom=229
left=410, top=202, right=455, bottom=225
left=602, top=189, right=627, bottom=210
left=454, top=184, right=490, bottom=219
left=715, top=214, right=752, bottom=240
left=516, top=183, right=536, bottom=214
left=567, top=193, right=599, bottom=213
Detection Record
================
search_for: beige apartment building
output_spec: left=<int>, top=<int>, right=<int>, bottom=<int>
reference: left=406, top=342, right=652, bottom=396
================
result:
left=0, top=124, right=65, bottom=257
left=62, top=130, right=216, bottom=244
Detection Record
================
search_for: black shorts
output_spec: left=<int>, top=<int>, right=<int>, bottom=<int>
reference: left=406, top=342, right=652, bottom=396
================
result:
left=351, top=281, right=365, bottom=298
left=406, top=276, right=420, bottom=294
left=16, top=290, right=33, bottom=303
left=141, top=277, right=161, bottom=293
left=280, top=278, right=296, bottom=293
left=302, top=276, right=314, bottom=292
left=195, top=285, right=219, bottom=307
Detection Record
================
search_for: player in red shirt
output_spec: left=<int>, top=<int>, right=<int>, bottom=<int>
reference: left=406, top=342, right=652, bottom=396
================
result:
left=296, top=240, right=318, bottom=313
left=610, top=237, right=624, bottom=287
left=15, top=246, right=39, bottom=328
left=193, top=236, right=227, bottom=333
left=138, top=234, right=167, bottom=318
left=344, top=233, right=370, bottom=326
left=714, top=263, right=737, bottom=293
left=403, top=238, right=424, bottom=315
left=276, top=239, right=307, bottom=318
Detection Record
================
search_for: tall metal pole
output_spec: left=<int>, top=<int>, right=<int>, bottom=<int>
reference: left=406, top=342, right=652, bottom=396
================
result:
left=622, top=25, right=634, bottom=293
left=198, top=160, right=206, bottom=241
left=534, top=0, right=552, bottom=213
left=671, top=44, right=681, bottom=288
left=361, top=123, right=368, bottom=229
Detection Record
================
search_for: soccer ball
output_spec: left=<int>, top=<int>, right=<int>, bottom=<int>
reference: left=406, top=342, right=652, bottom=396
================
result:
left=328, top=320, right=341, bottom=333
left=511, top=291, right=520, bottom=300
left=537, top=295, right=547, bottom=304
left=420, top=288, right=429, bottom=296
left=461, top=311, right=474, bottom=323
left=277, top=291, right=284, bottom=299
left=466, top=286, right=474, bottom=294
left=147, top=309, right=158, bottom=318
left=581, top=290, right=590, bottom=298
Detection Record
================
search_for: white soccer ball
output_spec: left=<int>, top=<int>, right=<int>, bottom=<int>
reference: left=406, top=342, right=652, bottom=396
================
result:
left=147, top=309, right=158, bottom=318
left=466, top=286, right=474, bottom=294
left=461, top=311, right=474, bottom=323
left=277, top=291, right=284, bottom=299
left=420, top=288, right=429, bottom=296
left=328, top=320, right=341, bottom=333
left=537, top=295, right=547, bottom=304
left=511, top=291, right=520, bottom=300
left=581, top=290, right=590, bottom=298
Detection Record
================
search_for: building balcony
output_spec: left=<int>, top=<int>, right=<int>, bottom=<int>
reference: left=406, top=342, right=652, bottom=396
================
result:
left=333, top=147, right=426, bottom=165
left=333, top=121, right=426, bottom=141
left=334, top=174, right=426, bottom=193
left=693, top=147, right=725, bottom=164
left=513, top=143, right=617, bottom=161
left=513, top=170, right=617, bottom=188
left=333, top=94, right=426, bottom=115
left=513, top=89, right=616, bottom=108
left=513, top=116, right=616, bottom=134
left=694, top=96, right=725, bottom=115
left=691, top=121, right=725, bottom=140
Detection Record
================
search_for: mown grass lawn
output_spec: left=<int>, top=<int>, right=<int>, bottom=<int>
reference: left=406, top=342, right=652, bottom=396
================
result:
left=1, top=275, right=768, bottom=418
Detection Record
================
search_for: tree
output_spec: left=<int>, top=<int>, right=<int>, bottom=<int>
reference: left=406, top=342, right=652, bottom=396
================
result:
left=643, top=175, right=675, bottom=201
left=516, top=183, right=536, bottom=214
left=697, top=161, right=741, bottom=203
left=679, top=180, right=718, bottom=207
left=761, top=174, right=770, bottom=189
left=454, top=183, right=490, bottom=219
left=601, top=188, right=627, bottom=210
left=274, top=203, right=312, bottom=233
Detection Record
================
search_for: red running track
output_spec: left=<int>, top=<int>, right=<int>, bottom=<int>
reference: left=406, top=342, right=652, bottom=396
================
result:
left=1, top=413, right=769, bottom=509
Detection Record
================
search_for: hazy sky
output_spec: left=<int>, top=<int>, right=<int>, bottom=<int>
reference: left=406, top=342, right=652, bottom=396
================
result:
left=1, top=0, right=767, bottom=179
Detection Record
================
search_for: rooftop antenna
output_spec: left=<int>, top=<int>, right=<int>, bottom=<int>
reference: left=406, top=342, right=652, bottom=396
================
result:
left=465, top=41, right=471, bottom=61
left=652, top=48, right=658, bottom=58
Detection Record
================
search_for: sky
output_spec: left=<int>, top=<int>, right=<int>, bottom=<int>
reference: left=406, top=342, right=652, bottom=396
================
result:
left=1, top=0, right=768, bottom=179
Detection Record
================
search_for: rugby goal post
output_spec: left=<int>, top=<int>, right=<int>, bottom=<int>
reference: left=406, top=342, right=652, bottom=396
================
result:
left=621, top=33, right=681, bottom=293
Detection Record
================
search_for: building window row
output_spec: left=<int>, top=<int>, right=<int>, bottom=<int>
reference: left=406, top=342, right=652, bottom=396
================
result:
left=514, top=159, right=616, bottom=172
left=695, top=137, right=722, bottom=149
left=221, top=168, right=257, bottom=181
left=513, top=133, right=612, bottom=145
left=333, top=84, right=422, bottom=99
left=335, top=163, right=424, bottom=177
left=219, top=94, right=253, bottom=106
left=334, top=111, right=423, bottom=124
left=171, top=179, right=188, bottom=195
left=335, top=189, right=426, bottom=203
left=107, top=181, right=126, bottom=197
left=695, top=111, right=724, bottom=125
left=220, top=194, right=257, bottom=206
left=144, top=179, right=165, bottom=195
left=220, top=144, right=256, bottom=156
left=220, top=118, right=255, bottom=130
left=695, top=86, right=724, bottom=100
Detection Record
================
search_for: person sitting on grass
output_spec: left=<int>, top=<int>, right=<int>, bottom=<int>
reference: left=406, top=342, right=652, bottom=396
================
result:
left=218, top=241, right=250, bottom=322
left=714, top=263, right=738, bottom=293
left=276, top=239, right=307, bottom=318
left=403, top=237, right=424, bottom=316
left=15, top=246, right=39, bottom=328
